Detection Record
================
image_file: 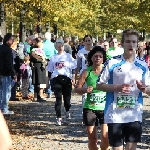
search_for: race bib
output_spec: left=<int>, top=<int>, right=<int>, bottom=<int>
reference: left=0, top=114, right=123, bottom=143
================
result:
left=89, top=93, right=106, bottom=103
left=116, top=94, right=136, bottom=109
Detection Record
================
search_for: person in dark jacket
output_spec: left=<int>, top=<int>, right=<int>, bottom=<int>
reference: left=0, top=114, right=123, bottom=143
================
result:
left=10, top=42, right=20, bottom=101
left=0, top=33, right=17, bottom=114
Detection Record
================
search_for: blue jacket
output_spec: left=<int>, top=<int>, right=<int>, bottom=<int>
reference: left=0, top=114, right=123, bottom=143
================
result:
left=43, top=40, right=57, bottom=59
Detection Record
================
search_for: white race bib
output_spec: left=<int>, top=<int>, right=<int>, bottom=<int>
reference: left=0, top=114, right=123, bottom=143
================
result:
left=89, top=93, right=106, bottom=103
left=116, top=93, right=136, bottom=109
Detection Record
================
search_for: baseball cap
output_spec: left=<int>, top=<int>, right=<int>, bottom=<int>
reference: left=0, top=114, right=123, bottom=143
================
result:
left=56, top=38, right=64, bottom=44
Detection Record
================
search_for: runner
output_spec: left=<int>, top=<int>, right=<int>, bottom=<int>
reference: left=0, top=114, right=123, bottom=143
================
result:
left=96, top=29, right=150, bottom=150
left=75, top=35, right=93, bottom=77
left=103, top=40, right=109, bottom=52
left=136, top=42, right=145, bottom=59
left=75, top=35, right=93, bottom=116
left=47, top=38, right=76, bottom=126
left=75, top=46, right=109, bottom=150
left=107, top=37, right=124, bottom=58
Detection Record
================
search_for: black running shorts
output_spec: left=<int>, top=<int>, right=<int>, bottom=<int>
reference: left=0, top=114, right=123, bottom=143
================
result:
left=108, top=121, right=142, bottom=147
left=83, top=108, right=104, bottom=126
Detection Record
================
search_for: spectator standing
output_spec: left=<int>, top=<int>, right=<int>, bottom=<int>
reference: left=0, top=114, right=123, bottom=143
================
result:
left=0, top=33, right=16, bottom=114
left=24, top=35, right=34, bottom=55
left=43, top=32, right=57, bottom=97
left=43, top=32, right=57, bottom=60
left=20, top=55, right=32, bottom=99
left=10, top=42, right=20, bottom=101
left=30, top=38, right=47, bottom=102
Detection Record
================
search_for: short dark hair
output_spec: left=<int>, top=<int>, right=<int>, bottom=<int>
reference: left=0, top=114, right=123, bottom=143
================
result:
left=109, top=37, right=117, bottom=44
left=3, top=33, right=13, bottom=45
left=34, top=37, right=42, bottom=43
left=64, top=37, right=69, bottom=43
left=83, top=35, right=92, bottom=41
left=87, top=46, right=107, bottom=66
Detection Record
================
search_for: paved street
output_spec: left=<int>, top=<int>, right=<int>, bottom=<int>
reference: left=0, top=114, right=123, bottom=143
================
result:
left=4, top=94, right=150, bottom=150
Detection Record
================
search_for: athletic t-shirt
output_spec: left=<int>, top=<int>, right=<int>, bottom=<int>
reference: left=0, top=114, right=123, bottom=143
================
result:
left=47, top=52, right=77, bottom=79
left=84, top=66, right=106, bottom=110
left=97, top=54, right=150, bottom=123
left=107, top=47, right=124, bottom=58
left=77, top=48, right=90, bottom=74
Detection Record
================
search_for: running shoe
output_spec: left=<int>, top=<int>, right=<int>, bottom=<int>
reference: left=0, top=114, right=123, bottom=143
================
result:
left=56, top=118, right=62, bottom=126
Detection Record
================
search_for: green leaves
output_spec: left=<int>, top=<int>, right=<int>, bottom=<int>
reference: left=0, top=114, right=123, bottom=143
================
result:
left=3, top=0, right=150, bottom=37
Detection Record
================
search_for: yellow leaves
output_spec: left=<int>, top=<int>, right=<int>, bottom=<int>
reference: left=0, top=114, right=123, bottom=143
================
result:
left=53, top=17, right=59, bottom=22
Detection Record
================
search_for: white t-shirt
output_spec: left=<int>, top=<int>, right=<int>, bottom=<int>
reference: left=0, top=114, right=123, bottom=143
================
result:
left=47, top=52, right=77, bottom=79
left=77, top=48, right=90, bottom=74
left=107, top=47, right=124, bottom=58
left=97, top=54, right=150, bottom=123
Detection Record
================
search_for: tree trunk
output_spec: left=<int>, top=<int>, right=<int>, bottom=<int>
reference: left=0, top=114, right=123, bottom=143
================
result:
left=0, top=21, right=6, bottom=37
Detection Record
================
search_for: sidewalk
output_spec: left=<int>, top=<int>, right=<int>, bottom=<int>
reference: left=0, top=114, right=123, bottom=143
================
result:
left=4, top=95, right=150, bottom=150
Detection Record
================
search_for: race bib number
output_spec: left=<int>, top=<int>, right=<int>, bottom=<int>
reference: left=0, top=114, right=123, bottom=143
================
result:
left=89, top=93, right=106, bottom=103
left=116, top=94, right=136, bottom=109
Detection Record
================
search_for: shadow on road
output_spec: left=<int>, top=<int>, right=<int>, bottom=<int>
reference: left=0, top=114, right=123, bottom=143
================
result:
left=4, top=100, right=150, bottom=149
left=5, top=100, right=87, bottom=139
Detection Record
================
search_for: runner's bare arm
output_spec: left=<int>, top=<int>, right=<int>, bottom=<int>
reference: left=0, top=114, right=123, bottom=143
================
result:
left=75, top=70, right=88, bottom=95
left=97, top=83, right=132, bottom=93
left=96, top=83, right=119, bottom=92
left=136, top=80, right=150, bottom=95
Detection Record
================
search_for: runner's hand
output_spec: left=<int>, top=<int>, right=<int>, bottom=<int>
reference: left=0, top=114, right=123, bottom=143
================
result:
left=116, top=84, right=132, bottom=94
left=86, top=86, right=93, bottom=93
left=136, top=80, right=146, bottom=92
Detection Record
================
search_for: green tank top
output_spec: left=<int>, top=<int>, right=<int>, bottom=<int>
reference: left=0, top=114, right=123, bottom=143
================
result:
left=83, top=66, right=106, bottom=110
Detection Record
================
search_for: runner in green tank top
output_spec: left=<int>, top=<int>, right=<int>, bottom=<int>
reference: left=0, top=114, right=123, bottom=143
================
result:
left=84, top=65, right=106, bottom=111
left=75, top=46, right=109, bottom=150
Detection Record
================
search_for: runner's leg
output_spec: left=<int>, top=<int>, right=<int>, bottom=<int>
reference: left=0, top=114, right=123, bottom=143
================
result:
left=100, top=124, right=109, bottom=150
left=87, top=126, right=98, bottom=150
left=108, top=123, right=124, bottom=150
left=125, top=143, right=137, bottom=150
left=83, top=109, right=98, bottom=150
left=124, top=121, right=142, bottom=150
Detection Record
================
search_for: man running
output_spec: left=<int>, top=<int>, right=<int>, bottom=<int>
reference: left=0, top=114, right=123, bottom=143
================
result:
left=96, top=29, right=150, bottom=150
left=107, top=37, right=124, bottom=58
